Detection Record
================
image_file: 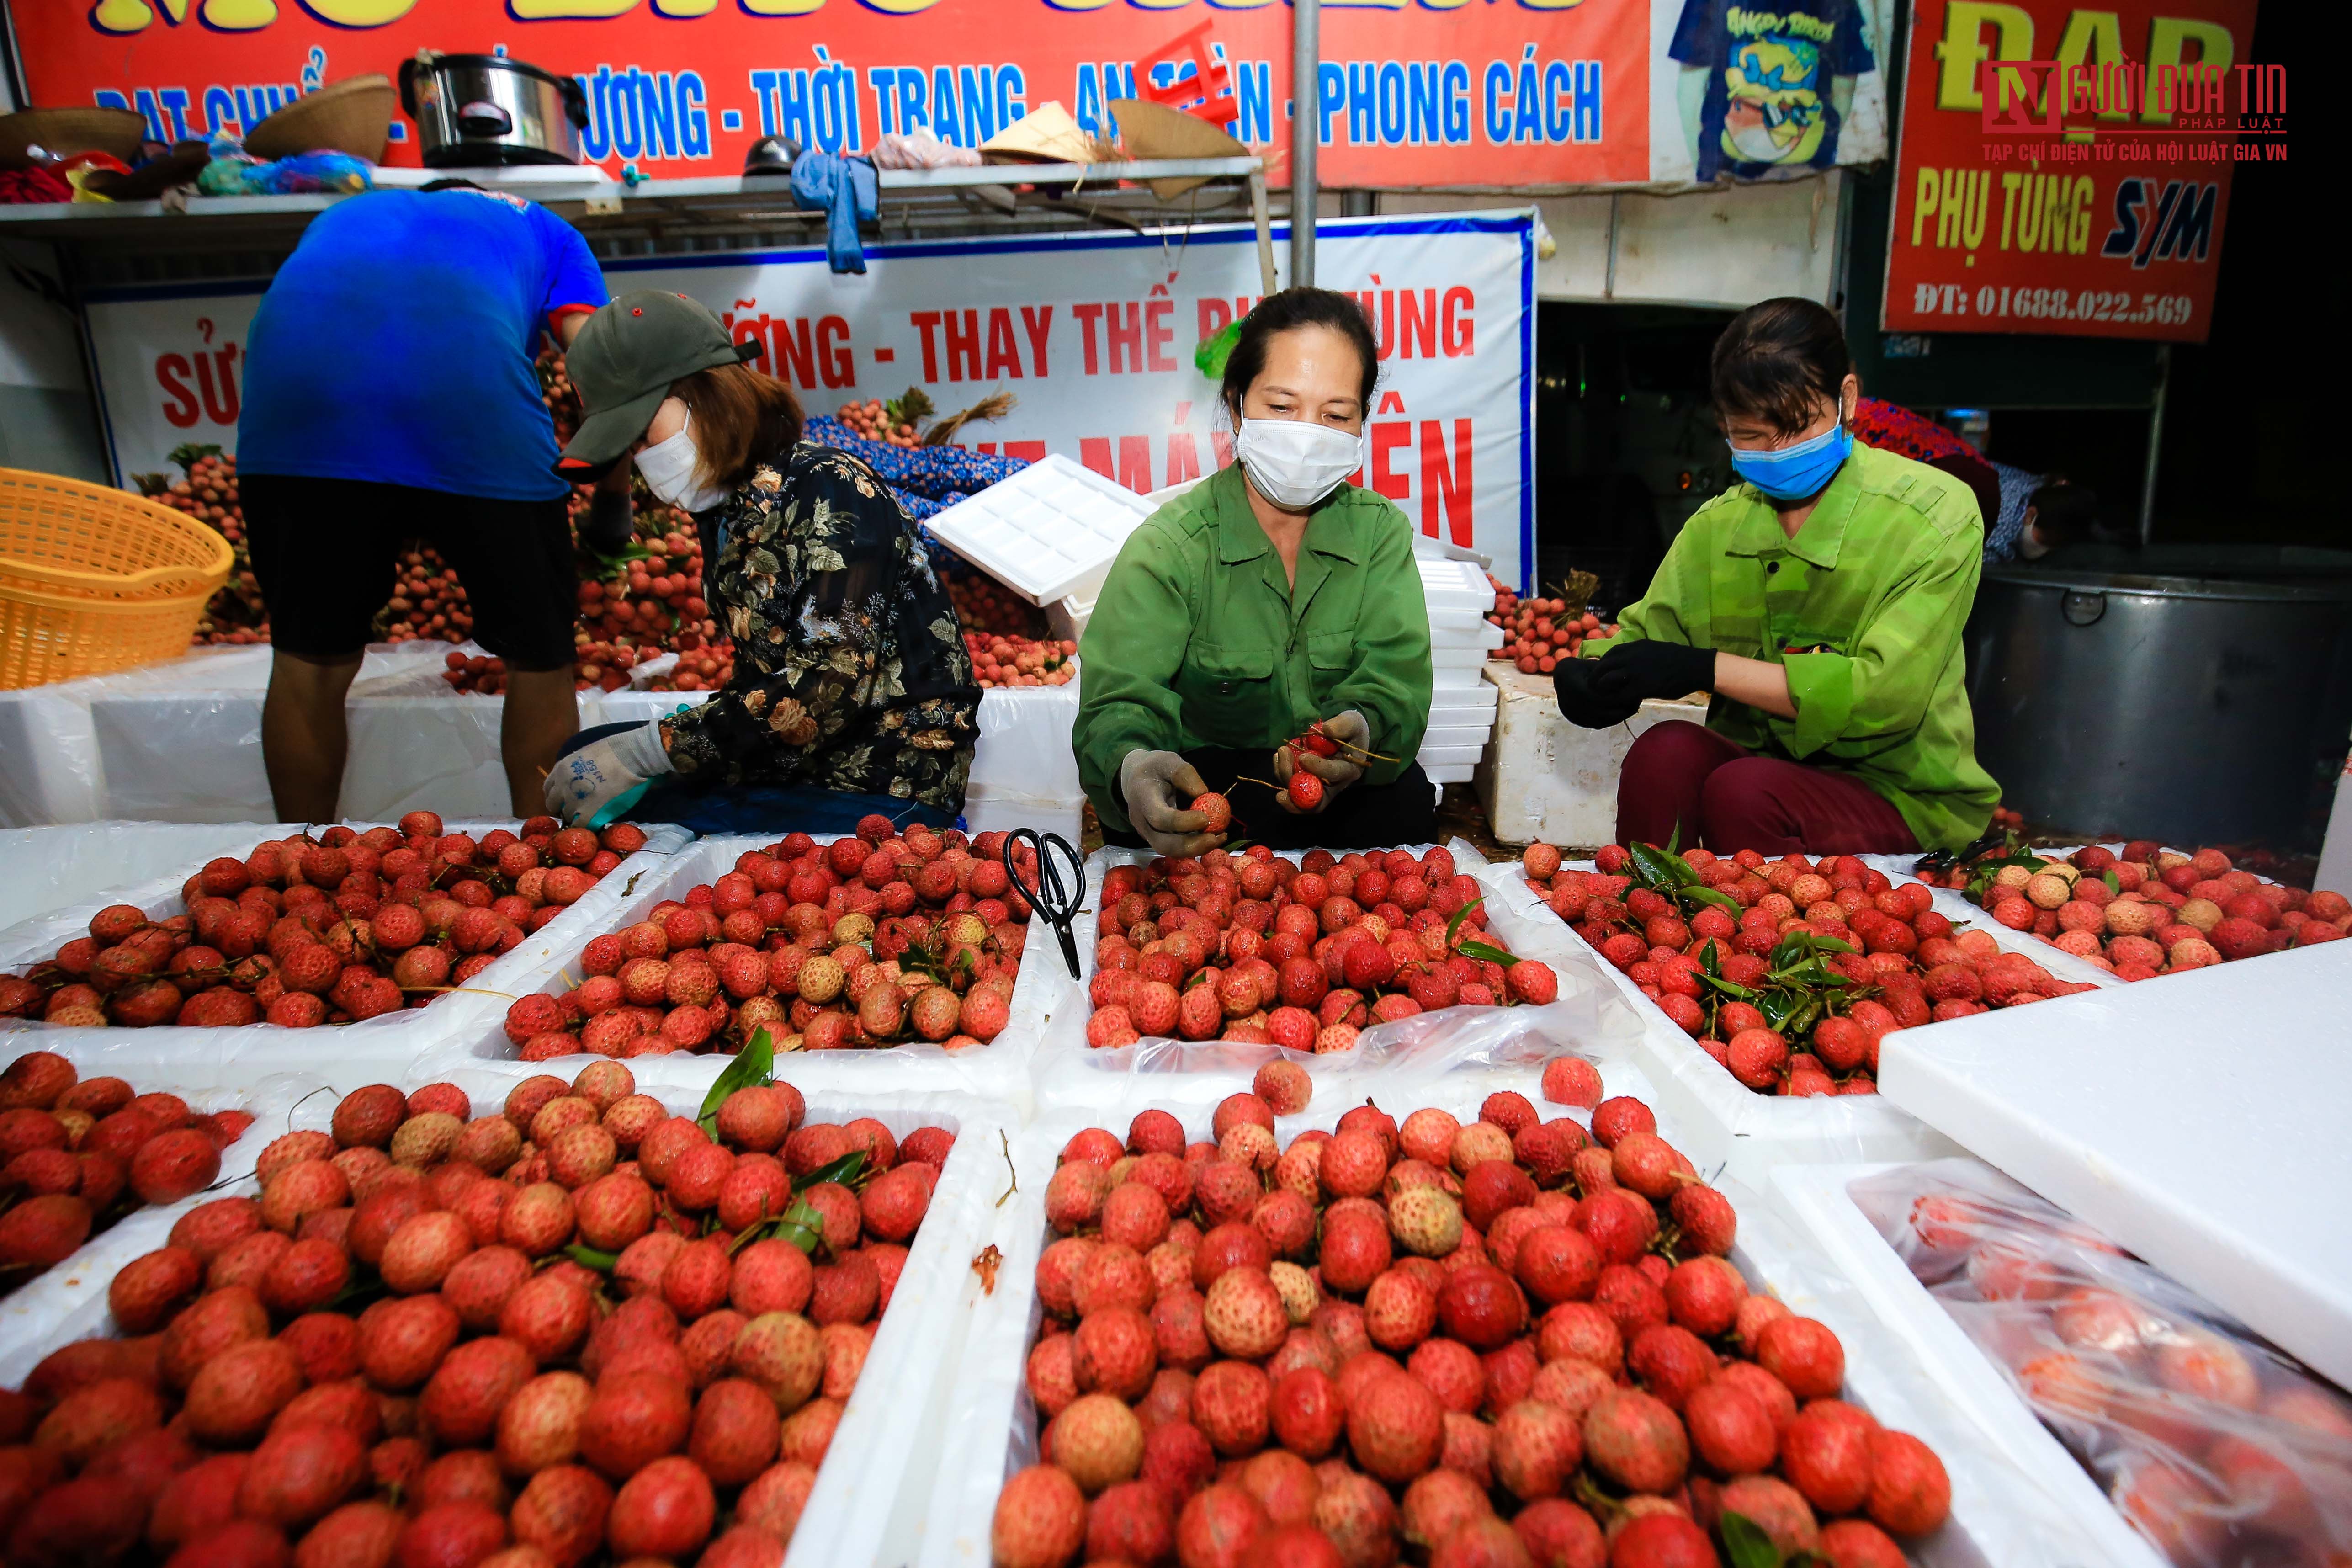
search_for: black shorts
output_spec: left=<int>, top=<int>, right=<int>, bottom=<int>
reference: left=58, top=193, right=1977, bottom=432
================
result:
left=242, top=473, right=579, bottom=670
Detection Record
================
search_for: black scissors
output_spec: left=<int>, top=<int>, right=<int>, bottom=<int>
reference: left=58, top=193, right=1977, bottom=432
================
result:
left=1007, top=828, right=1088, bottom=980
left=1914, top=829, right=2007, bottom=879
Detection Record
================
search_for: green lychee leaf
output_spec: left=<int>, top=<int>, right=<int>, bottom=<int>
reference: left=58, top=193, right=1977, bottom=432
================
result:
left=564, top=1243, right=619, bottom=1272
left=1457, top=939, right=1520, bottom=968
left=1444, top=896, right=1485, bottom=950
left=699, top=1029, right=777, bottom=1134
left=1674, top=883, right=1743, bottom=915
left=774, top=1197, right=831, bottom=1257
left=798, top=1148, right=869, bottom=1191
left=2103, top=868, right=2121, bottom=895
left=1719, top=1511, right=1784, bottom=1568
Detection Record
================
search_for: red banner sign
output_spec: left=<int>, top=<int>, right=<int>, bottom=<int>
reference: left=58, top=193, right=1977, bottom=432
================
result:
left=1881, top=0, right=2267, bottom=342
left=8, top=0, right=1649, bottom=188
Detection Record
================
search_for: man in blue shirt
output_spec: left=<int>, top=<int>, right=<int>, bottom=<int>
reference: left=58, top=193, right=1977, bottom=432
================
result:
left=239, top=182, right=612, bottom=819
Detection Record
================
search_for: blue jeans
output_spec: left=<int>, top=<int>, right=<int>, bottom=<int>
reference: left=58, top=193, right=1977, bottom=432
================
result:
left=559, top=723, right=960, bottom=836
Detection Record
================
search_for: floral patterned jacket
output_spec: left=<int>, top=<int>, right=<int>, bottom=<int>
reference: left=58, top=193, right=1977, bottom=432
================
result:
left=658, top=441, right=979, bottom=809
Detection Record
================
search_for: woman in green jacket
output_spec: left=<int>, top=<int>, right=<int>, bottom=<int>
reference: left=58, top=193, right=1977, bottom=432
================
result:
left=1556, top=298, right=1998, bottom=855
left=1074, top=288, right=1435, bottom=855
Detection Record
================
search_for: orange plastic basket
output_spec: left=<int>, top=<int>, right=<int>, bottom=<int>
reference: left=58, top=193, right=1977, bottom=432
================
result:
left=0, top=467, right=235, bottom=690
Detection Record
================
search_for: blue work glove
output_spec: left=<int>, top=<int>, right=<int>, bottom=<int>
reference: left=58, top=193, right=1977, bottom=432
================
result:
left=545, top=720, right=674, bottom=828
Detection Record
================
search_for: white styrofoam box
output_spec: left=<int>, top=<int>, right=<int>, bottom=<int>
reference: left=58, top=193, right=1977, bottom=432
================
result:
left=1465, top=860, right=1961, bottom=1185
left=0, top=822, right=692, bottom=1090
left=1415, top=743, right=1486, bottom=766
left=416, top=1065, right=1015, bottom=1568
left=1417, top=554, right=1497, bottom=616
left=1474, top=667, right=1710, bottom=850
left=1877, top=941, right=2352, bottom=1390
left=1018, top=840, right=1661, bottom=1118
left=1770, top=1164, right=2172, bottom=1568
left=1431, top=665, right=1488, bottom=691
left=0, top=1073, right=336, bottom=1384
left=1429, top=682, right=1500, bottom=716
left=1423, top=762, right=1476, bottom=784
left=2322, top=755, right=2352, bottom=902
left=920, top=1076, right=2055, bottom=1568
left=1430, top=620, right=1508, bottom=651
left=0, top=821, right=305, bottom=932
left=409, top=834, right=1057, bottom=1114
left=923, top=454, right=1156, bottom=607
left=1421, top=724, right=1493, bottom=749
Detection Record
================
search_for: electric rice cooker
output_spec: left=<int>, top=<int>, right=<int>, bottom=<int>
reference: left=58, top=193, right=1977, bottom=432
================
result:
left=398, top=53, right=587, bottom=167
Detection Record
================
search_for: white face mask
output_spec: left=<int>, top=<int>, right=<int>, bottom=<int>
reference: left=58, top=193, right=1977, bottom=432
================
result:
left=634, top=410, right=732, bottom=514
left=1234, top=417, right=1364, bottom=511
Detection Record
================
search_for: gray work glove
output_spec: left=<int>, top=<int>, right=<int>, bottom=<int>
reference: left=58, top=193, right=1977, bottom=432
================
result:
left=1118, top=749, right=1225, bottom=857
left=1273, top=709, right=1370, bottom=813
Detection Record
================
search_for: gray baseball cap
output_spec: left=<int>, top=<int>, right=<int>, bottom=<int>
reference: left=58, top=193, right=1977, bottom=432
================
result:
left=557, top=290, right=760, bottom=473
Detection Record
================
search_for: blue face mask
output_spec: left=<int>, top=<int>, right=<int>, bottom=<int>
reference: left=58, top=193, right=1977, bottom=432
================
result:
left=1728, top=418, right=1853, bottom=502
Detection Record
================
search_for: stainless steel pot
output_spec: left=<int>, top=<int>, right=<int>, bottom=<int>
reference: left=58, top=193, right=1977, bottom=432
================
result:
left=1964, top=560, right=2352, bottom=847
left=398, top=54, right=587, bottom=168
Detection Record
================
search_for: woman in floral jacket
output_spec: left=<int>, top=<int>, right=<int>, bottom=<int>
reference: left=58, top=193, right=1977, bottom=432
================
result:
left=544, top=290, right=977, bottom=833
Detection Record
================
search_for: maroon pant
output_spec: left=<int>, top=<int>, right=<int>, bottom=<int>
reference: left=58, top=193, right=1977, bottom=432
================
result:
left=1618, top=721, right=1918, bottom=856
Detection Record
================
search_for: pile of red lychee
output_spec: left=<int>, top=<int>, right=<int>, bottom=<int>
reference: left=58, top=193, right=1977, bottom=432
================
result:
left=992, top=1065, right=1952, bottom=1568
left=501, top=819, right=1031, bottom=1060
left=1520, top=843, right=2097, bottom=1095
left=0, top=1062, right=950, bottom=1568
left=0, top=1052, right=250, bottom=1287
left=0, top=815, right=647, bottom=1032
left=1484, top=583, right=1618, bottom=676
left=1942, top=843, right=2349, bottom=981
left=1084, top=847, right=1561, bottom=1055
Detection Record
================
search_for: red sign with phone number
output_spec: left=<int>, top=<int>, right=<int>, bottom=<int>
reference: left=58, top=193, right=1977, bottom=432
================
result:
left=1882, top=0, right=2268, bottom=343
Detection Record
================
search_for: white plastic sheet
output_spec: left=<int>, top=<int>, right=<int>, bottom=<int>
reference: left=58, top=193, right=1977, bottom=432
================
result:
left=2, top=641, right=1083, bottom=830
left=0, top=1070, right=336, bottom=1386
left=1466, top=859, right=1964, bottom=1183
left=916, top=1071, right=2071, bottom=1568
left=0, top=819, right=691, bottom=1092
left=1016, top=838, right=1652, bottom=1120
left=410, top=834, right=1057, bottom=1113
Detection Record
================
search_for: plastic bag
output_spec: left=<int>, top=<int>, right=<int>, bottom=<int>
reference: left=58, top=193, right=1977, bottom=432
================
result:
left=1848, top=1159, right=2352, bottom=1567
left=1022, top=839, right=1652, bottom=1117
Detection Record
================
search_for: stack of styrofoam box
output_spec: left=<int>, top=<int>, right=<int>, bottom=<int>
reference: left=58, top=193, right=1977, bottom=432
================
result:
left=1419, top=554, right=1503, bottom=785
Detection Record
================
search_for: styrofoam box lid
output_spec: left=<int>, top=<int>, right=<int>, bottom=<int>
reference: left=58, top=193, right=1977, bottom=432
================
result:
left=1424, top=763, right=1476, bottom=783
left=1877, top=942, right=2352, bottom=1390
left=1418, top=555, right=1497, bottom=614
left=922, top=454, right=1156, bottom=606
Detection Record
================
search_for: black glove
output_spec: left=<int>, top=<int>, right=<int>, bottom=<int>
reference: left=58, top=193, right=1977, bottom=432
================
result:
left=1554, top=657, right=1642, bottom=729
left=1592, top=638, right=1716, bottom=703
left=583, top=484, right=635, bottom=556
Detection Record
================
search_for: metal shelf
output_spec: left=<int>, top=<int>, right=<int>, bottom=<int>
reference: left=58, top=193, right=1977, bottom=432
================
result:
left=0, top=158, right=1278, bottom=291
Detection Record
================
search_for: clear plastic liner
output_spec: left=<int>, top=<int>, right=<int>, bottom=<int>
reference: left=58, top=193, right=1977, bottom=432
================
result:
left=0, top=1070, right=335, bottom=1385
left=1846, top=1158, right=2352, bottom=1568
left=0, top=821, right=304, bottom=931
left=1019, top=838, right=1653, bottom=1118
left=1466, top=858, right=1964, bottom=1183
left=0, top=819, right=691, bottom=1090
left=915, top=1071, right=2109, bottom=1568
left=410, top=834, right=1056, bottom=1113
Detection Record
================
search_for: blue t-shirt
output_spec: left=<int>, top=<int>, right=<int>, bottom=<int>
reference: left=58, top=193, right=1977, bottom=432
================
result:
left=1671, top=0, right=1874, bottom=183
left=239, top=188, right=607, bottom=501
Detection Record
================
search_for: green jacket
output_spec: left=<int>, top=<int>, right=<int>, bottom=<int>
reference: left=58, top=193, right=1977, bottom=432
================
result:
left=1076, top=464, right=1433, bottom=833
left=1587, top=441, right=1999, bottom=853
